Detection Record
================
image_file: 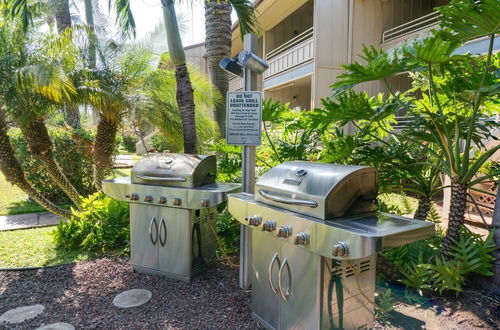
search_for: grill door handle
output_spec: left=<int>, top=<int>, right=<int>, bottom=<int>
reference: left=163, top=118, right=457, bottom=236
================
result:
left=259, top=190, right=318, bottom=208
left=268, top=252, right=281, bottom=294
left=136, top=175, right=187, bottom=182
left=159, top=218, right=167, bottom=247
left=278, top=257, right=292, bottom=301
left=149, top=217, right=158, bottom=245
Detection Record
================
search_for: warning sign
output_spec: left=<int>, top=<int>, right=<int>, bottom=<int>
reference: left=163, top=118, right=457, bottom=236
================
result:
left=226, top=91, right=262, bottom=146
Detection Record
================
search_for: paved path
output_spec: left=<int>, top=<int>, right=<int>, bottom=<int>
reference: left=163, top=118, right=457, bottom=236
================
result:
left=0, top=212, right=61, bottom=231
left=113, top=155, right=136, bottom=168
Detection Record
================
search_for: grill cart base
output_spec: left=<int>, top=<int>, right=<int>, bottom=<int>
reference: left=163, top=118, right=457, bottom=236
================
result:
left=102, top=153, right=239, bottom=282
left=228, top=161, right=433, bottom=330
left=130, top=204, right=217, bottom=282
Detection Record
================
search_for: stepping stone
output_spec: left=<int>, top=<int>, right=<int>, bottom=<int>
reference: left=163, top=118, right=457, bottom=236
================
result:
left=36, top=323, right=75, bottom=330
left=112, top=289, right=152, bottom=308
left=0, top=304, right=45, bottom=324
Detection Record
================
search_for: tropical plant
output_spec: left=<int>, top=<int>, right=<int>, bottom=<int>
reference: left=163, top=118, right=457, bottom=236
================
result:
left=328, top=0, right=500, bottom=256
left=54, top=192, right=129, bottom=253
left=204, top=0, right=257, bottom=138
left=141, top=52, right=219, bottom=152
left=0, top=25, right=83, bottom=207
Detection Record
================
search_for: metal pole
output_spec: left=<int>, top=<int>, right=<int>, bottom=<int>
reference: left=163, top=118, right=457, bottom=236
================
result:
left=239, top=33, right=258, bottom=289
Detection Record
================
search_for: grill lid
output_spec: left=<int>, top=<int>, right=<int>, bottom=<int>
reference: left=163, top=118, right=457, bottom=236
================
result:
left=131, top=153, right=216, bottom=188
left=255, top=161, right=378, bottom=219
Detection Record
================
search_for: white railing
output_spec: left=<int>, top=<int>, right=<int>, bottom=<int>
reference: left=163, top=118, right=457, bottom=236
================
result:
left=264, top=27, right=314, bottom=79
left=228, top=74, right=243, bottom=91
left=382, top=11, right=440, bottom=44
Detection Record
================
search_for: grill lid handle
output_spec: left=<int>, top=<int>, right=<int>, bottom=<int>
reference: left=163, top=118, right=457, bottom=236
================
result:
left=258, top=190, right=318, bottom=208
left=135, top=175, right=187, bottom=182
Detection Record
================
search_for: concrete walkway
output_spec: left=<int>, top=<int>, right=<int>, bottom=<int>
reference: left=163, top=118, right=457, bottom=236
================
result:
left=0, top=212, right=61, bottom=231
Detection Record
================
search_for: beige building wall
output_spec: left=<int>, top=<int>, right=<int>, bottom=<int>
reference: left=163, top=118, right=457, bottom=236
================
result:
left=184, top=42, right=208, bottom=74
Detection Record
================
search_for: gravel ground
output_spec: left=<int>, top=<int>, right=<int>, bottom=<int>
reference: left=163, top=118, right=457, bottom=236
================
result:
left=1, top=257, right=498, bottom=329
left=0, top=257, right=257, bottom=329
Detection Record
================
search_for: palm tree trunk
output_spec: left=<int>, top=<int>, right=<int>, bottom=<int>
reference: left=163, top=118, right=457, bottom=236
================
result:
left=84, top=0, right=96, bottom=69
left=490, top=186, right=500, bottom=291
left=414, top=196, right=432, bottom=220
left=54, top=0, right=81, bottom=130
left=0, top=112, right=71, bottom=219
left=175, top=64, right=197, bottom=153
left=20, top=119, right=81, bottom=207
left=55, top=0, right=72, bottom=34
left=205, top=0, right=232, bottom=138
left=161, top=0, right=197, bottom=154
left=441, top=181, right=468, bottom=257
left=92, top=113, right=119, bottom=191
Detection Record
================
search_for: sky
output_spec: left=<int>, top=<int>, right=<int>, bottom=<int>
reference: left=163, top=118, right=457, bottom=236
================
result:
left=130, top=0, right=208, bottom=47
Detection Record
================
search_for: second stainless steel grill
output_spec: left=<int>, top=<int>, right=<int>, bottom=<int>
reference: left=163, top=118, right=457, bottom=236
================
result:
left=228, top=161, right=434, bottom=329
left=103, top=153, right=240, bottom=282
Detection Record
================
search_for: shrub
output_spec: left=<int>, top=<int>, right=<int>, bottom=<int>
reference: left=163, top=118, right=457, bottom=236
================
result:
left=150, top=133, right=179, bottom=153
left=8, top=128, right=95, bottom=203
left=215, top=206, right=240, bottom=254
left=54, top=192, right=129, bottom=253
left=121, top=134, right=138, bottom=153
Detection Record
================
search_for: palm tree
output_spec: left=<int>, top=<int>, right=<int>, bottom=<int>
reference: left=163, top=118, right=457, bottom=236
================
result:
left=142, top=52, right=220, bottom=151
left=0, top=110, right=71, bottom=219
left=0, top=23, right=83, bottom=207
left=160, top=0, right=197, bottom=153
left=204, top=0, right=257, bottom=137
left=491, top=187, right=500, bottom=290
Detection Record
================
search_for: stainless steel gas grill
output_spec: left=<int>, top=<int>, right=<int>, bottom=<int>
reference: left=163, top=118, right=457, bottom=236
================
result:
left=103, top=153, right=240, bottom=282
left=228, top=161, right=434, bottom=330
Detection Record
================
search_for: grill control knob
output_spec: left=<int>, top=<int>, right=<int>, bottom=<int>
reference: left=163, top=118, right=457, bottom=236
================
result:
left=332, top=242, right=349, bottom=257
left=245, top=215, right=262, bottom=227
left=294, top=232, right=310, bottom=245
left=262, top=220, right=276, bottom=232
left=158, top=196, right=167, bottom=204
left=144, top=195, right=153, bottom=203
left=129, top=193, right=139, bottom=201
left=201, top=198, right=210, bottom=207
left=173, top=198, right=182, bottom=206
left=277, top=226, right=292, bottom=238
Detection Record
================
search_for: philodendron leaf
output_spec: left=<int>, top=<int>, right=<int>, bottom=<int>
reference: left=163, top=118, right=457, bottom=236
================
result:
left=438, top=0, right=500, bottom=41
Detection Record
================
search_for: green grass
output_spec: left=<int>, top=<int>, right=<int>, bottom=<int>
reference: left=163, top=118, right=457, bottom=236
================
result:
left=112, top=168, right=131, bottom=177
left=0, top=172, right=72, bottom=216
left=0, top=227, right=94, bottom=268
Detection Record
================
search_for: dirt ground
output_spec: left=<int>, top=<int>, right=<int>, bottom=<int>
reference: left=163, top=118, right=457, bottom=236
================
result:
left=0, top=257, right=498, bottom=329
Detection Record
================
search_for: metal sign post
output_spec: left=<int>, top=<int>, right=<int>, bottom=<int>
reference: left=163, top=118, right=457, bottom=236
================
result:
left=240, top=33, right=258, bottom=289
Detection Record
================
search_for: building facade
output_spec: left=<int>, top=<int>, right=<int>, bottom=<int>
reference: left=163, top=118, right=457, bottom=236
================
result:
left=229, top=0, right=499, bottom=115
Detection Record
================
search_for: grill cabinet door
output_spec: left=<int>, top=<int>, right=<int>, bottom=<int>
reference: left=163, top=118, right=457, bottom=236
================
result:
left=279, top=242, right=320, bottom=330
left=252, top=230, right=282, bottom=330
left=158, top=208, right=192, bottom=278
left=130, top=204, right=159, bottom=270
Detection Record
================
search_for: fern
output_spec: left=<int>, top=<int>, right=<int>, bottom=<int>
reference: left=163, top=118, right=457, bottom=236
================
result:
left=427, top=257, right=465, bottom=295
left=449, top=229, right=496, bottom=276
left=426, top=202, right=441, bottom=223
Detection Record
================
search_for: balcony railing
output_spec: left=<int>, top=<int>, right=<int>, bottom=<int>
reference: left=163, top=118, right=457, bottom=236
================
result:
left=264, top=27, right=314, bottom=79
left=228, top=74, right=243, bottom=91
left=382, top=11, right=440, bottom=44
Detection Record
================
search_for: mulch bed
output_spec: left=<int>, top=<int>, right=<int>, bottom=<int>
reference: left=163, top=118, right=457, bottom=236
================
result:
left=1, top=257, right=499, bottom=329
left=0, top=257, right=257, bottom=329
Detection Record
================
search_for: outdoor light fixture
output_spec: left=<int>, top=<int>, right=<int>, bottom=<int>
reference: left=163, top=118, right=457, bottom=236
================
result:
left=238, top=51, right=269, bottom=74
left=219, top=57, right=244, bottom=77
left=219, top=51, right=269, bottom=77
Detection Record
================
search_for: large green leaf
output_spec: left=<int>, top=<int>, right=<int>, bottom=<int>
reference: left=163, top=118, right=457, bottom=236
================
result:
left=438, top=0, right=500, bottom=41
left=333, top=46, right=415, bottom=88
left=403, top=35, right=462, bottom=65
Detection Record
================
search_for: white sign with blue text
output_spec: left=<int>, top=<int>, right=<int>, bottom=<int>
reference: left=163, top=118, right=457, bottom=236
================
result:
left=226, top=91, right=262, bottom=146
